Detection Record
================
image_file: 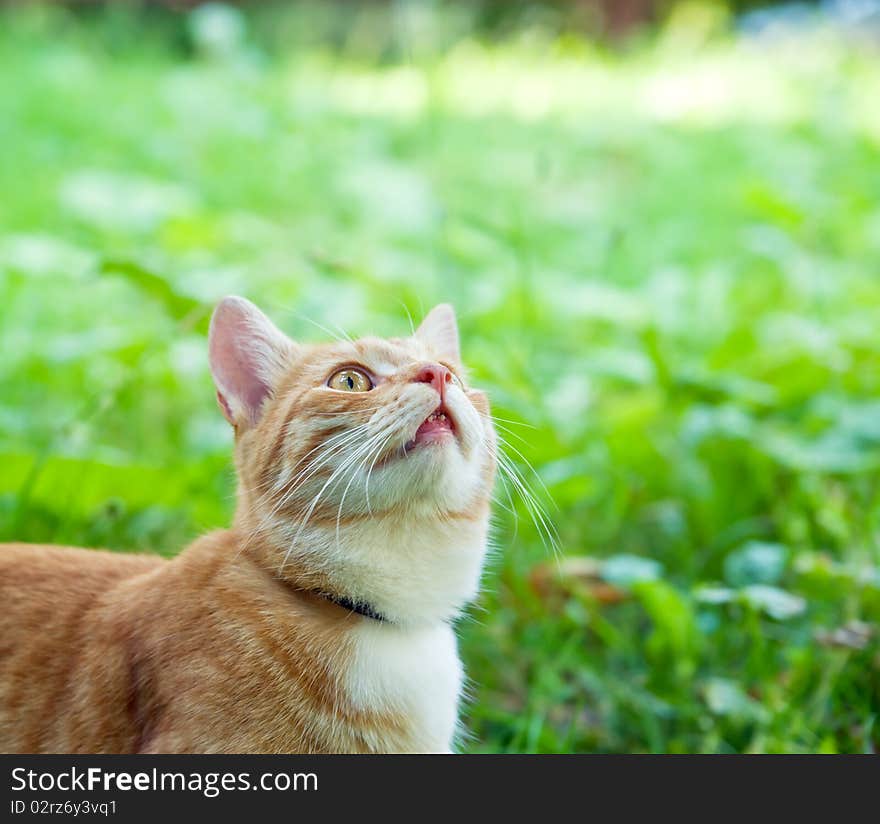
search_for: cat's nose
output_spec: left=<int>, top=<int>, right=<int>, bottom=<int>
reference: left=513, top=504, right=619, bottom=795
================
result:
left=413, top=363, right=452, bottom=402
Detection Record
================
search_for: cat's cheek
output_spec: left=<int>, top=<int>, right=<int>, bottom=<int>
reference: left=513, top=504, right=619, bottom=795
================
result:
left=439, top=393, right=480, bottom=458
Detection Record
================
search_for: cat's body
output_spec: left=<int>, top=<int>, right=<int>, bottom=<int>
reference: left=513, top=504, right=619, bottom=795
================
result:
left=0, top=299, right=495, bottom=753
left=0, top=534, right=464, bottom=753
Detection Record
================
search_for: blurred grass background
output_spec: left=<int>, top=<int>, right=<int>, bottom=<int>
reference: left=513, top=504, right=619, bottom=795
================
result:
left=2, top=0, right=880, bottom=752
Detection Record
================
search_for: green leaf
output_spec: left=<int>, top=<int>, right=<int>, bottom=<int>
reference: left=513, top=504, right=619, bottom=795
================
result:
left=99, top=259, right=211, bottom=332
left=601, top=554, right=664, bottom=587
left=723, top=541, right=788, bottom=587
left=632, top=580, right=699, bottom=661
left=703, top=678, right=769, bottom=723
left=740, top=585, right=806, bottom=621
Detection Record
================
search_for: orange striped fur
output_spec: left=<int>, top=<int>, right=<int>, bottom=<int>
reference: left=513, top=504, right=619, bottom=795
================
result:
left=0, top=299, right=496, bottom=753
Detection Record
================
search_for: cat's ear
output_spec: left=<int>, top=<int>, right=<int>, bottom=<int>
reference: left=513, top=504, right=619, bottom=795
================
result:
left=208, top=296, right=295, bottom=429
left=415, top=303, right=460, bottom=363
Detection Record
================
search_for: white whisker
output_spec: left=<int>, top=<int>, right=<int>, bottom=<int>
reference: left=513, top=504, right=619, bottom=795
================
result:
left=487, top=433, right=560, bottom=558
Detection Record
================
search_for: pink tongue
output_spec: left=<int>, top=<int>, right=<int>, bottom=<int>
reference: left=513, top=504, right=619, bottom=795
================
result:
left=416, top=416, right=453, bottom=437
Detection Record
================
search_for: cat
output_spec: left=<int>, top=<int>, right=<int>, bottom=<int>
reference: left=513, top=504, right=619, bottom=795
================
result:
left=0, top=297, right=496, bottom=753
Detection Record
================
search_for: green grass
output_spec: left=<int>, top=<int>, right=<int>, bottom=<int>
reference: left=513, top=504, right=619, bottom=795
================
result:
left=2, top=2, right=880, bottom=753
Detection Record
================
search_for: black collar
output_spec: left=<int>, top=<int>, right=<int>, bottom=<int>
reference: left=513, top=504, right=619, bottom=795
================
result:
left=322, top=592, right=389, bottom=623
left=262, top=564, right=393, bottom=624
left=264, top=565, right=389, bottom=623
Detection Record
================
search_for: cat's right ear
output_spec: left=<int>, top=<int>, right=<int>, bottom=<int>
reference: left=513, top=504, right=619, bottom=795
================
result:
left=208, top=296, right=295, bottom=430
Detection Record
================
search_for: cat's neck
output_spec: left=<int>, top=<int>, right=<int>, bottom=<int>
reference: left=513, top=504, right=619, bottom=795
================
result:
left=152, top=530, right=464, bottom=751
left=233, top=505, right=491, bottom=629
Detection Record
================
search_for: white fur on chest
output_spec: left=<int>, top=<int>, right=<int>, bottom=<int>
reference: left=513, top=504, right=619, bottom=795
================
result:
left=344, top=620, right=463, bottom=753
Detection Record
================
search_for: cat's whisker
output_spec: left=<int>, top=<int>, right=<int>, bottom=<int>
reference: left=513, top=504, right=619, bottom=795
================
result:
left=496, top=432, right=558, bottom=538
left=245, top=432, right=368, bottom=542
left=478, top=410, right=538, bottom=446
left=246, top=423, right=371, bottom=498
left=280, top=432, right=386, bottom=572
left=493, top=430, right=558, bottom=513
left=281, top=469, right=352, bottom=572
left=490, top=415, right=537, bottom=430
left=487, top=435, right=560, bottom=558
left=342, top=430, right=391, bottom=530
left=310, top=406, right=386, bottom=417
left=330, top=323, right=355, bottom=343
left=255, top=420, right=376, bottom=499
left=277, top=424, right=369, bottom=485
left=258, top=435, right=367, bottom=538
left=285, top=310, right=354, bottom=345
left=334, top=427, right=396, bottom=554
left=363, top=430, right=393, bottom=518
left=395, top=298, right=416, bottom=337
left=235, top=425, right=377, bottom=562
left=492, top=471, right=520, bottom=535
left=478, top=411, right=537, bottom=431
left=503, top=471, right=559, bottom=559
left=289, top=423, right=384, bottom=494
left=487, top=419, right=531, bottom=447
left=310, top=412, right=378, bottom=419
left=244, top=440, right=372, bottom=569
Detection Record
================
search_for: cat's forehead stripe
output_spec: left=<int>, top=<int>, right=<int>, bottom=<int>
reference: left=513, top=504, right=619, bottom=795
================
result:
left=298, top=336, right=437, bottom=379
left=353, top=337, right=419, bottom=375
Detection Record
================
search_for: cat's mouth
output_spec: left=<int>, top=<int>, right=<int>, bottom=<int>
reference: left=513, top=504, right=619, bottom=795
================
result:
left=407, top=403, right=456, bottom=449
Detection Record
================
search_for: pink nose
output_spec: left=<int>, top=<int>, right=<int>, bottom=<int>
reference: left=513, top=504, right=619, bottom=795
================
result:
left=413, top=363, right=452, bottom=402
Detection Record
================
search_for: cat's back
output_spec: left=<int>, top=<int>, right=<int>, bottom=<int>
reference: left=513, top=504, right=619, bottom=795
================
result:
left=0, top=543, right=164, bottom=751
left=0, top=543, right=164, bottom=650
left=0, top=542, right=164, bottom=616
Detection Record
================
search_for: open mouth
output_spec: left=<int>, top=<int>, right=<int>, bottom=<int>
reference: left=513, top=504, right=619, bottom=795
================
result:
left=410, top=404, right=456, bottom=447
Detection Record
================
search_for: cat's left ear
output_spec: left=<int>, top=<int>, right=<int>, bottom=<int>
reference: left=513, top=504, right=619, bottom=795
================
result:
left=415, top=303, right=460, bottom=363
left=208, top=296, right=295, bottom=430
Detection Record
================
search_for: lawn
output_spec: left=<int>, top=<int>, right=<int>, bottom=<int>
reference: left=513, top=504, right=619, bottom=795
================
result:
left=1, top=1, right=879, bottom=753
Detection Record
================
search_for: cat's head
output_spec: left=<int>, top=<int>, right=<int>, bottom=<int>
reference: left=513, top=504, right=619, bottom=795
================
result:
left=207, top=296, right=496, bottom=624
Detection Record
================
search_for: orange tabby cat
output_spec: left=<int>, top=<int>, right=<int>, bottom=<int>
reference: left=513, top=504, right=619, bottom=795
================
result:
left=0, top=298, right=496, bottom=753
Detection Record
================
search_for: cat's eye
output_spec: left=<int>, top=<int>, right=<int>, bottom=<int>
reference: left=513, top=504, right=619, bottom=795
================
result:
left=328, top=368, right=373, bottom=393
